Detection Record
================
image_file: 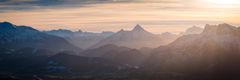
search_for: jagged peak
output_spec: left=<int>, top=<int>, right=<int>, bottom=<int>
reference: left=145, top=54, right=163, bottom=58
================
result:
left=132, top=24, right=145, bottom=32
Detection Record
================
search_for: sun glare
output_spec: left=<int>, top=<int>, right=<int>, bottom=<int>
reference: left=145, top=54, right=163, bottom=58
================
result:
left=203, top=0, right=240, bottom=8
left=205, top=0, right=240, bottom=5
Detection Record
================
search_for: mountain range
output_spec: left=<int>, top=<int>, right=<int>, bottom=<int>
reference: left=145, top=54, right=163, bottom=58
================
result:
left=1, top=22, right=239, bottom=80
left=142, top=23, right=240, bottom=80
left=45, top=24, right=182, bottom=49
left=91, top=24, right=177, bottom=49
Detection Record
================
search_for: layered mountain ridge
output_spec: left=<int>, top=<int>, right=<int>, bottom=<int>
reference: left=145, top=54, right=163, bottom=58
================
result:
left=44, top=29, right=114, bottom=49
left=0, top=22, right=80, bottom=53
left=91, top=24, right=176, bottom=49
left=1, top=22, right=240, bottom=79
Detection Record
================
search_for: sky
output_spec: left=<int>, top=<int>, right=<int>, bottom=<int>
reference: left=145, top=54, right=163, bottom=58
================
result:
left=0, top=0, right=240, bottom=34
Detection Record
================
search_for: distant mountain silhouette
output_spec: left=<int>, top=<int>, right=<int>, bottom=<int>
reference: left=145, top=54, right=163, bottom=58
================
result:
left=44, top=29, right=114, bottom=49
left=0, top=22, right=80, bottom=52
left=44, top=29, right=74, bottom=38
left=91, top=24, right=176, bottom=49
left=45, top=24, right=180, bottom=49
left=182, top=26, right=203, bottom=35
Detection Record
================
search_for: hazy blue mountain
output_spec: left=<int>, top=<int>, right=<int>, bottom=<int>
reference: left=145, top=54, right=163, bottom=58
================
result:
left=45, top=24, right=179, bottom=49
left=0, top=22, right=80, bottom=53
left=44, top=29, right=114, bottom=49
left=43, top=29, right=74, bottom=38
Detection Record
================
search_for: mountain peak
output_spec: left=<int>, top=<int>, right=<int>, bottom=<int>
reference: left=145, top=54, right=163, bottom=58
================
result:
left=132, top=24, right=145, bottom=32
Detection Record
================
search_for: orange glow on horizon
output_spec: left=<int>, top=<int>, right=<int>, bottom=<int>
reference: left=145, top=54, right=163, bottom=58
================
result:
left=0, top=0, right=240, bottom=34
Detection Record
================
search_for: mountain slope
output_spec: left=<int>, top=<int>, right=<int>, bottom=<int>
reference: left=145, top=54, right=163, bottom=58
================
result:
left=148, top=23, right=240, bottom=66
left=143, top=23, right=240, bottom=79
left=81, top=44, right=147, bottom=66
left=168, top=23, right=240, bottom=53
left=0, top=22, right=81, bottom=52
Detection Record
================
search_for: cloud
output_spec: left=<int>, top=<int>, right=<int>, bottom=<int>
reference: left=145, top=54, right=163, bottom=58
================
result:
left=0, top=0, right=188, bottom=12
left=0, top=0, right=134, bottom=12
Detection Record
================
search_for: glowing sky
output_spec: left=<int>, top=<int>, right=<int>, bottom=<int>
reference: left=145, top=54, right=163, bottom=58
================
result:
left=0, top=0, right=240, bottom=33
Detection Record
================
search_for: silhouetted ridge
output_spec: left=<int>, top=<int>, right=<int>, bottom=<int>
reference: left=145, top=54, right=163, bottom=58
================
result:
left=0, top=21, right=81, bottom=52
left=0, top=22, right=39, bottom=32
left=0, top=21, right=16, bottom=30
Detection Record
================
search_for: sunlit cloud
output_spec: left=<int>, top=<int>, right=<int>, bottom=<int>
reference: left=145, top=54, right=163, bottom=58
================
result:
left=0, top=0, right=240, bottom=33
